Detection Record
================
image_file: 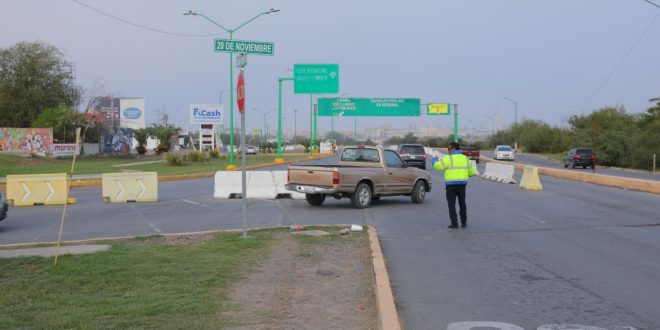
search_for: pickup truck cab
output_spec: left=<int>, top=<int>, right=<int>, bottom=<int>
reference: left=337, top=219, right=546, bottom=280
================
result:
left=461, top=146, right=480, bottom=163
left=286, top=146, right=431, bottom=209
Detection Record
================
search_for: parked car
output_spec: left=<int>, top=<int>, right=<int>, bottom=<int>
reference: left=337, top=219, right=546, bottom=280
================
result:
left=0, top=192, right=7, bottom=221
left=397, top=144, right=427, bottom=170
left=564, top=148, right=594, bottom=169
left=460, top=146, right=480, bottom=164
left=238, top=145, right=257, bottom=155
left=494, top=145, right=515, bottom=161
left=286, top=146, right=431, bottom=209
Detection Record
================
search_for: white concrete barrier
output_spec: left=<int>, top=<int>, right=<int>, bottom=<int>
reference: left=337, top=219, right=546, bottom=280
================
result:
left=213, top=171, right=243, bottom=198
left=482, top=162, right=516, bottom=184
left=246, top=171, right=278, bottom=199
left=214, top=171, right=301, bottom=199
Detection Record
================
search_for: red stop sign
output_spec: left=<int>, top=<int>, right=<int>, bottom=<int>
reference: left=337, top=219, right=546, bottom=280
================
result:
left=237, top=71, right=245, bottom=114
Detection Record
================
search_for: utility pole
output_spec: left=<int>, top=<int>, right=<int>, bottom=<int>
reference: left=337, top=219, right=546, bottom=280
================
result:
left=294, top=109, right=297, bottom=144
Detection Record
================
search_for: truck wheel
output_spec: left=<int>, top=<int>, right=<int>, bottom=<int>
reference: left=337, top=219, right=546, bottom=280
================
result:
left=351, top=183, right=372, bottom=209
left=411, top=180, right=426, bottom=204
left=305, top=194, right=325, bottom=206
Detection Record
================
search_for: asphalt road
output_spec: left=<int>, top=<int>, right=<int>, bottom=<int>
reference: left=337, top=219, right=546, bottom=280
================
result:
left=482, top=150, right=660, bottom=182
left=1, top=156, right=659, bottom=329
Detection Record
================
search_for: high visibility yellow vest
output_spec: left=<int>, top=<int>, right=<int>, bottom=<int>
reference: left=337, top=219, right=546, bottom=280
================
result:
left=433, top=152, right=475, bottom=185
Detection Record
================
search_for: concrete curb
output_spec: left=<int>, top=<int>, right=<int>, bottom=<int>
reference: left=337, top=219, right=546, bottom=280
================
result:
left=368, top=226, right=402, bottom=330
left=0, top=224, right=401, bottom=330
left=0, top=154, right=333, bottom=191
left=481, top=156, right=660, bottom=194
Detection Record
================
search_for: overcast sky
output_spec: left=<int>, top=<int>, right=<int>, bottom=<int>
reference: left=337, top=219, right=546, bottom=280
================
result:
left=2, top=0, right=659, bottom=135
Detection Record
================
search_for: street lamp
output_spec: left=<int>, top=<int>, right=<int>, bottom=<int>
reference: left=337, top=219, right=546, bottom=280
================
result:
left=503, top=96, right=518, bottom=126
left=184, top=8, right=279, bottom=170
left=293, top=109, right=297, bottom=144
left=486, top=115, right=495, bottom=137
left=252, top=108, right=275, bottom=144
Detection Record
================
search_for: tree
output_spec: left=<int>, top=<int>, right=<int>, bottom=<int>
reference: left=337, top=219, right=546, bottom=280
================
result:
left=31, top=104, right=83, bottom=143
left=151, top=123, right=180, bottom=152
left=132, top=128, right=151, bottom=155
left=0, top=41, right=81, bottom=127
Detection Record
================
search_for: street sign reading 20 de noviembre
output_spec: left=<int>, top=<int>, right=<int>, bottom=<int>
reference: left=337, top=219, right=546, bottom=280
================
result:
left=214, top=39, right=274, bottom=56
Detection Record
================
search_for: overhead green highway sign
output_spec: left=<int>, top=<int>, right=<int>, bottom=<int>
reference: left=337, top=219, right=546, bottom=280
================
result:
left=318, top=98, right=420, bottom=116
left=294, top=64, right=339, bottom=94
left=214, top=39, right=274, bottom=56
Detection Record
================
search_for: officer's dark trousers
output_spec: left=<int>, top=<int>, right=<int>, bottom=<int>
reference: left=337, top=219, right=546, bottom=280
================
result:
left=445, top=185, right=467, bottom=225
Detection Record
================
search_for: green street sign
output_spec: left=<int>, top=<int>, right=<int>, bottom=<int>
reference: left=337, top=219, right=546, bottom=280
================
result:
left=318, top=98, right=420, bottom=116
left=294, top=64, right=339, bottom=94
left=427, top=103, right=451, bottom=115
left=214, top=39, right=274, bottom=56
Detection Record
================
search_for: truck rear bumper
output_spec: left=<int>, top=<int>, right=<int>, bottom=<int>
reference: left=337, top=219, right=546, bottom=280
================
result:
left=285, top=184, right=336, bottom=194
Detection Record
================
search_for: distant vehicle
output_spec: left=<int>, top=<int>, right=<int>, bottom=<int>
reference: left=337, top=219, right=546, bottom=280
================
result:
left=564, top=148, right=594, bottom=169
left=0, top=192, right=7, bottom=221
left=397, top=144, right=427, bottom=170
left=286, top=146, right=431, bottom=209
left=460, top=146, right=480, bottom=164
left=238, top=145, right=257, bottom=155
left=494, top=145, right=515, bottom=161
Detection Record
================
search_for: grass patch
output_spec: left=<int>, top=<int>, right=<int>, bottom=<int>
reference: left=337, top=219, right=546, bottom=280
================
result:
left=0, top=153, right=312, bottom=177
left=538, top=153, right=564, bottom=162
left=0, top=231, right=274, bottom=329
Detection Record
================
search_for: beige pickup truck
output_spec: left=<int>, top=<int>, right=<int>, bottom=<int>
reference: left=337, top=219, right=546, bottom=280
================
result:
left=286, top=146, right=432, bottom=208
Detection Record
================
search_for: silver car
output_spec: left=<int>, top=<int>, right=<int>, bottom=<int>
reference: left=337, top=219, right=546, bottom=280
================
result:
left=494, top=145, right=515, bottom=161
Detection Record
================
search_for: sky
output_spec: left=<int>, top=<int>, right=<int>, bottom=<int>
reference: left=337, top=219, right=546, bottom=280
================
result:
left=2, top=0, right=660, bottom=136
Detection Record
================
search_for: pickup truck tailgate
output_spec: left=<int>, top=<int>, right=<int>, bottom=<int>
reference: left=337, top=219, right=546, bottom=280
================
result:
left=288, top=166, right=336, bottom=187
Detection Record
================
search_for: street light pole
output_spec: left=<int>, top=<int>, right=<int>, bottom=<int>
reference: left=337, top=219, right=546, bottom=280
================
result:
left=293, top=109, right=297, bottom=144
left=184, top=8, right=279, bottom=170
left=503, top=96, right=518, bottom=126
left=486, top=115, right=495, bottom=137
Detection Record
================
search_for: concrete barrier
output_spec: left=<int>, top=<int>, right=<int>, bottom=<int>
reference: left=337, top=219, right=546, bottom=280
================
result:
left=273, top=171, right=305, bottom=199
left=519, top=166, right=543, bottom=190
left=213, top=171, right=243, bottom=198
left=214, top=171, right=301, bottom=199
left=246, top=171, right=278, bottom=199
left=6, top=173, right=73, bottom=206
left=482, top=162, right=517, bottom=184
left=102, top=172, right=158, bottom=203
left=483, top=156, right=660, bottom=194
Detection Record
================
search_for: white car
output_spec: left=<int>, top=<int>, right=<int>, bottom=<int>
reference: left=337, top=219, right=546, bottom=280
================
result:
left=494, top=145, right=514, bottom=161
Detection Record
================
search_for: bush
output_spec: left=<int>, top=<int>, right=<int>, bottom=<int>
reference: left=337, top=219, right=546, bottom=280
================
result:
left=209, top=149, right=220, bottom=158
left=165, top=153, right=183, bottom=166
left=187, top=150, right=205, bottom=163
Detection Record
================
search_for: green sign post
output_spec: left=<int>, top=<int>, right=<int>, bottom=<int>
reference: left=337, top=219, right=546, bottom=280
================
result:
left=318, top=98, right=420, bottom=116
left=293, top=64, right=339, bottom=94
left=214, top=39, right=274, bottom=56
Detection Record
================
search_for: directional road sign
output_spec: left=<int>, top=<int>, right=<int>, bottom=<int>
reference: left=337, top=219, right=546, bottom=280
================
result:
left=318, top=98, right=420, bottom=116
left=294, top=64, right=339, bottom=94
left=427, top=103, right=451, bottom=115
left=214, top=39, right=274, bottom=56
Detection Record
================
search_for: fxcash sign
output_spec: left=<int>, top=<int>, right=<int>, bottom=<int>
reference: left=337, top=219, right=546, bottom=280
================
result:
left=193, top=109, right=222, bottom=118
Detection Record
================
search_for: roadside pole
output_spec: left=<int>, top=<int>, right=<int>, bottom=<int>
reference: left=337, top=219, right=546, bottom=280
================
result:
left=453, top=104, right=459, bottom=143
left=237, top=69, right=247, bottom=238
left=276, top=77, right=293, bottom=163
left=55, top=127, right=81, bottom=265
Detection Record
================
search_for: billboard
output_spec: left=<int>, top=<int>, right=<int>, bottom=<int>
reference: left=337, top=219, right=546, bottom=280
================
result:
left=88, top=97, right=135, bottom=153
left=191, top=104, right=223, bottom=125
left=50, top=144, right=80, bottom=158
left=120, top=98, right=146, bottom=129
left=0, top=128, right=53, bottom=155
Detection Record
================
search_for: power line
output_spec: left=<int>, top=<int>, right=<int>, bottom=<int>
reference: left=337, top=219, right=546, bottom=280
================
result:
left=71, top=0, right=226, bottom=37
left=644, top=0, right=660, bottom=9
left=581, top=10, right=660, bottom=110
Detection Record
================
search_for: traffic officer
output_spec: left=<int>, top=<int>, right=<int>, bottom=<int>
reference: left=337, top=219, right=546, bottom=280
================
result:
left=432, top=142, right=476, bottom=228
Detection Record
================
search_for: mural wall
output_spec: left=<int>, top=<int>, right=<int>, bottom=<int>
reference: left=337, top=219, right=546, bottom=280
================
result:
left=0, top=127, right=54, bottom=154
